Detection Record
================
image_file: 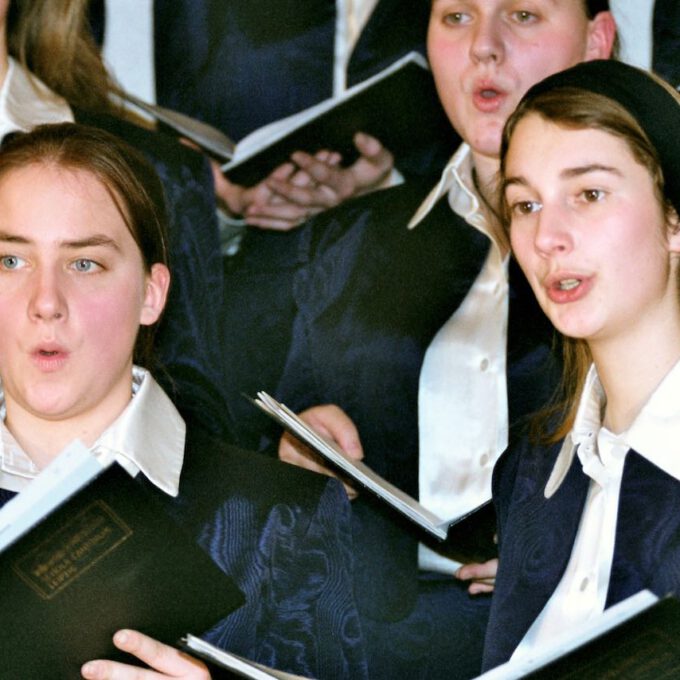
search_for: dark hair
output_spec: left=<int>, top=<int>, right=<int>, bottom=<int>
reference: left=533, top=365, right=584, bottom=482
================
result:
left=584, top=0, right=610, bottom=18
left=0, top=123, right=170, bottom=368
left=500, top=83, right=678, bottom=443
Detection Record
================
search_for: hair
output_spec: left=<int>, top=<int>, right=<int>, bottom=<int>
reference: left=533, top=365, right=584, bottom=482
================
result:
left=500, top=88, right=676, bottom=443
left=7, top=0, right=119, bottom=114
left=584, top=0, right=610, bottom=18
left=0, top=123, right=170, bottom=368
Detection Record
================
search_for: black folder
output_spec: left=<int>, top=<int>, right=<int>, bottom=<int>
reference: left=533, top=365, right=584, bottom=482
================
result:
left=0, top=463, right=245, bottom=678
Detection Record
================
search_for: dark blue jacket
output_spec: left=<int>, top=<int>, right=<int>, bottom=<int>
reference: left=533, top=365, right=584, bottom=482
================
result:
left=153, top=0, right=456, bottom=180
left=653, top=0, right=680, bottom=88
left=483, top=435, right=680, bottom=670
left=156, top=426, right=368, bottom=678
left=251, top=180, right=559, bottom=623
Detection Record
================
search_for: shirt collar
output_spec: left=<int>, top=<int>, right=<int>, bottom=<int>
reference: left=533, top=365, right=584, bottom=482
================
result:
left=0, top=367, right=185, bottom=497
left=546, top=359, right=680, bottom=497
left=545, top=365, right=604, bottom=498
left=408, top=143, right=480, bottom=230
left=0, top=57, right=73, bottom=141
left=625, top=357, right=680, bottom=480
left=407, top=143, right=509, bottom=257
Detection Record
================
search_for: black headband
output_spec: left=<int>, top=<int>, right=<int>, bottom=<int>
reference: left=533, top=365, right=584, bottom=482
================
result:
left=522, top=59, right=680, bottom=215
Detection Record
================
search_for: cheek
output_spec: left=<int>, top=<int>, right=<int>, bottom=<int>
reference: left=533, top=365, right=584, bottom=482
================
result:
left=428, top=33, right=464, bottom=87
left=515, top=33, right=587, bottom=88
left=78, top=286, right=145, bottom=348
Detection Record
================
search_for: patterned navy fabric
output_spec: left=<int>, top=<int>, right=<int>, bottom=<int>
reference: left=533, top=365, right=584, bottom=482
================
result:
left=653, top=0, right=680, bottom=89
left=153, top=0, right=456, bottom=180
left=75, top=110, right=233, bottom=439
left=214, top=180, right=555, bottom=676
left=483, top=437, right=680, bottom=670
left=153, top=425, right=368, bottom=679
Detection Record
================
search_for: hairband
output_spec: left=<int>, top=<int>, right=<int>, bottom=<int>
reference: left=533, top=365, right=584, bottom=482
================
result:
left=521, top=59, right=680, bottom=215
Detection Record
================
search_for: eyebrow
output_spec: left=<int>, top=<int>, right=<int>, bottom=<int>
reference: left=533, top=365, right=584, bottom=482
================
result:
left=0, top=232, right=121, bottom=251
left=503, top=164, right=623, bottom=193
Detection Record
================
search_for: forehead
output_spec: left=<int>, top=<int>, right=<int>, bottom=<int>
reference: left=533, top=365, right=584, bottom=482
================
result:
left=0, top=164, right=134, bottom=243
left=505, top=114, right=641, bottom=178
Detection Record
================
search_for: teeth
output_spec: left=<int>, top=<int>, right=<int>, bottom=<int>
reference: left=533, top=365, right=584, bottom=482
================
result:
left=558, top=279, right=580, bottom=291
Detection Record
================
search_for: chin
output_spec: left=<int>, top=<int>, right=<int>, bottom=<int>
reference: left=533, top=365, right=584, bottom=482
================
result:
left=469, top=129, right=503, bottom=161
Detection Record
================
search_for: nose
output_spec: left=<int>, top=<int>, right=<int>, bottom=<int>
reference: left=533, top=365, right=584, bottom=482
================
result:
left=533, top=205, right=574, bottom=258
left=28, top=268, right=67, bottom=322
left=470, top=15, right=505, bottom=65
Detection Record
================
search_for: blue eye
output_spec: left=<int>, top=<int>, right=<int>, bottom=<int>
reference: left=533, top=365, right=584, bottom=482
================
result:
left=0, top=255, right=25, bottom=270
left=72, top=258, right=100, bottom=273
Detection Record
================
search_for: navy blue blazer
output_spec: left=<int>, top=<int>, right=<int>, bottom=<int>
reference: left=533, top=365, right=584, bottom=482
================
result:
left=483, top=435, right=680, bottom=670
left=153, top=0, right=456, bottom=180
left=252, top=180, right=559, bottom=623
left=154, top=426, right=368, bottom=679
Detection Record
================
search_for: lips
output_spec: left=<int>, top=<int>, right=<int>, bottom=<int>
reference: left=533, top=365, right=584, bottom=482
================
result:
left=472, top=82, right=507, bottom=113
left=544, top=272, right=593, bottom=304
left=30, top=343, right=70, bottom=372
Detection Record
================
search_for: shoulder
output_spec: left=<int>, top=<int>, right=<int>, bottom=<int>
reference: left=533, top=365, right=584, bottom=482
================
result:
left=293, top=179, right=489, bottom=322
left=492, top=433, right=565, bottom=538
left=301, top=180, right=436, bottom=257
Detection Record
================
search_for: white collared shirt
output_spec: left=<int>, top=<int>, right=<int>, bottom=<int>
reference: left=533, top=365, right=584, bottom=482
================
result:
left=411, top=144, right=510, bottom=574
left=0, top=367, right=186, bottom=497
left=0, top=57, right=73, bottom=141
left=514, top=358, right=680, bottom=659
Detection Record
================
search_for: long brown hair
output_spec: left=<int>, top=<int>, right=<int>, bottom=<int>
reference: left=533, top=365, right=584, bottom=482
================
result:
left=7, top=0, right=118, bottom=114
left=500, top=89, right=675, bottom=442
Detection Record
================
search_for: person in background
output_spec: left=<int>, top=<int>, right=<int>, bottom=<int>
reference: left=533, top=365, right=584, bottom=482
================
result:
left=483, top=58, right=680, bottom=669
left=3, top=0, right=233, bottom=439
left=151, top=0, right=457, bottom=231
left=270, top=2, right=616, bottom=677
left=0, top=122, right=366, bottom=679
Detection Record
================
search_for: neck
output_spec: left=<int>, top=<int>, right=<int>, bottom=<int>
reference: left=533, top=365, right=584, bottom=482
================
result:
left=4, top=374, right=134, bottom=470
left=471, top=151, right=509, bottom=255
left=592, top=309, right=680, bottom=434
left=5, top=416, right=101, bottom=470
left=470, top=151, right=500, bottom=207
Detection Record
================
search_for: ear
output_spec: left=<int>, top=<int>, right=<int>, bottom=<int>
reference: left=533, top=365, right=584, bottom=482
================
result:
left=584, top=11, right=617, bottom=61
left=139, top=263, right=170, bottom=326
left=668, top=208, right=680, bottom=255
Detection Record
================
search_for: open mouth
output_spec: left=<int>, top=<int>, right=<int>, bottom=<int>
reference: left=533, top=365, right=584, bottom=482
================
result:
left=557, top=278, right=581, bottom=291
